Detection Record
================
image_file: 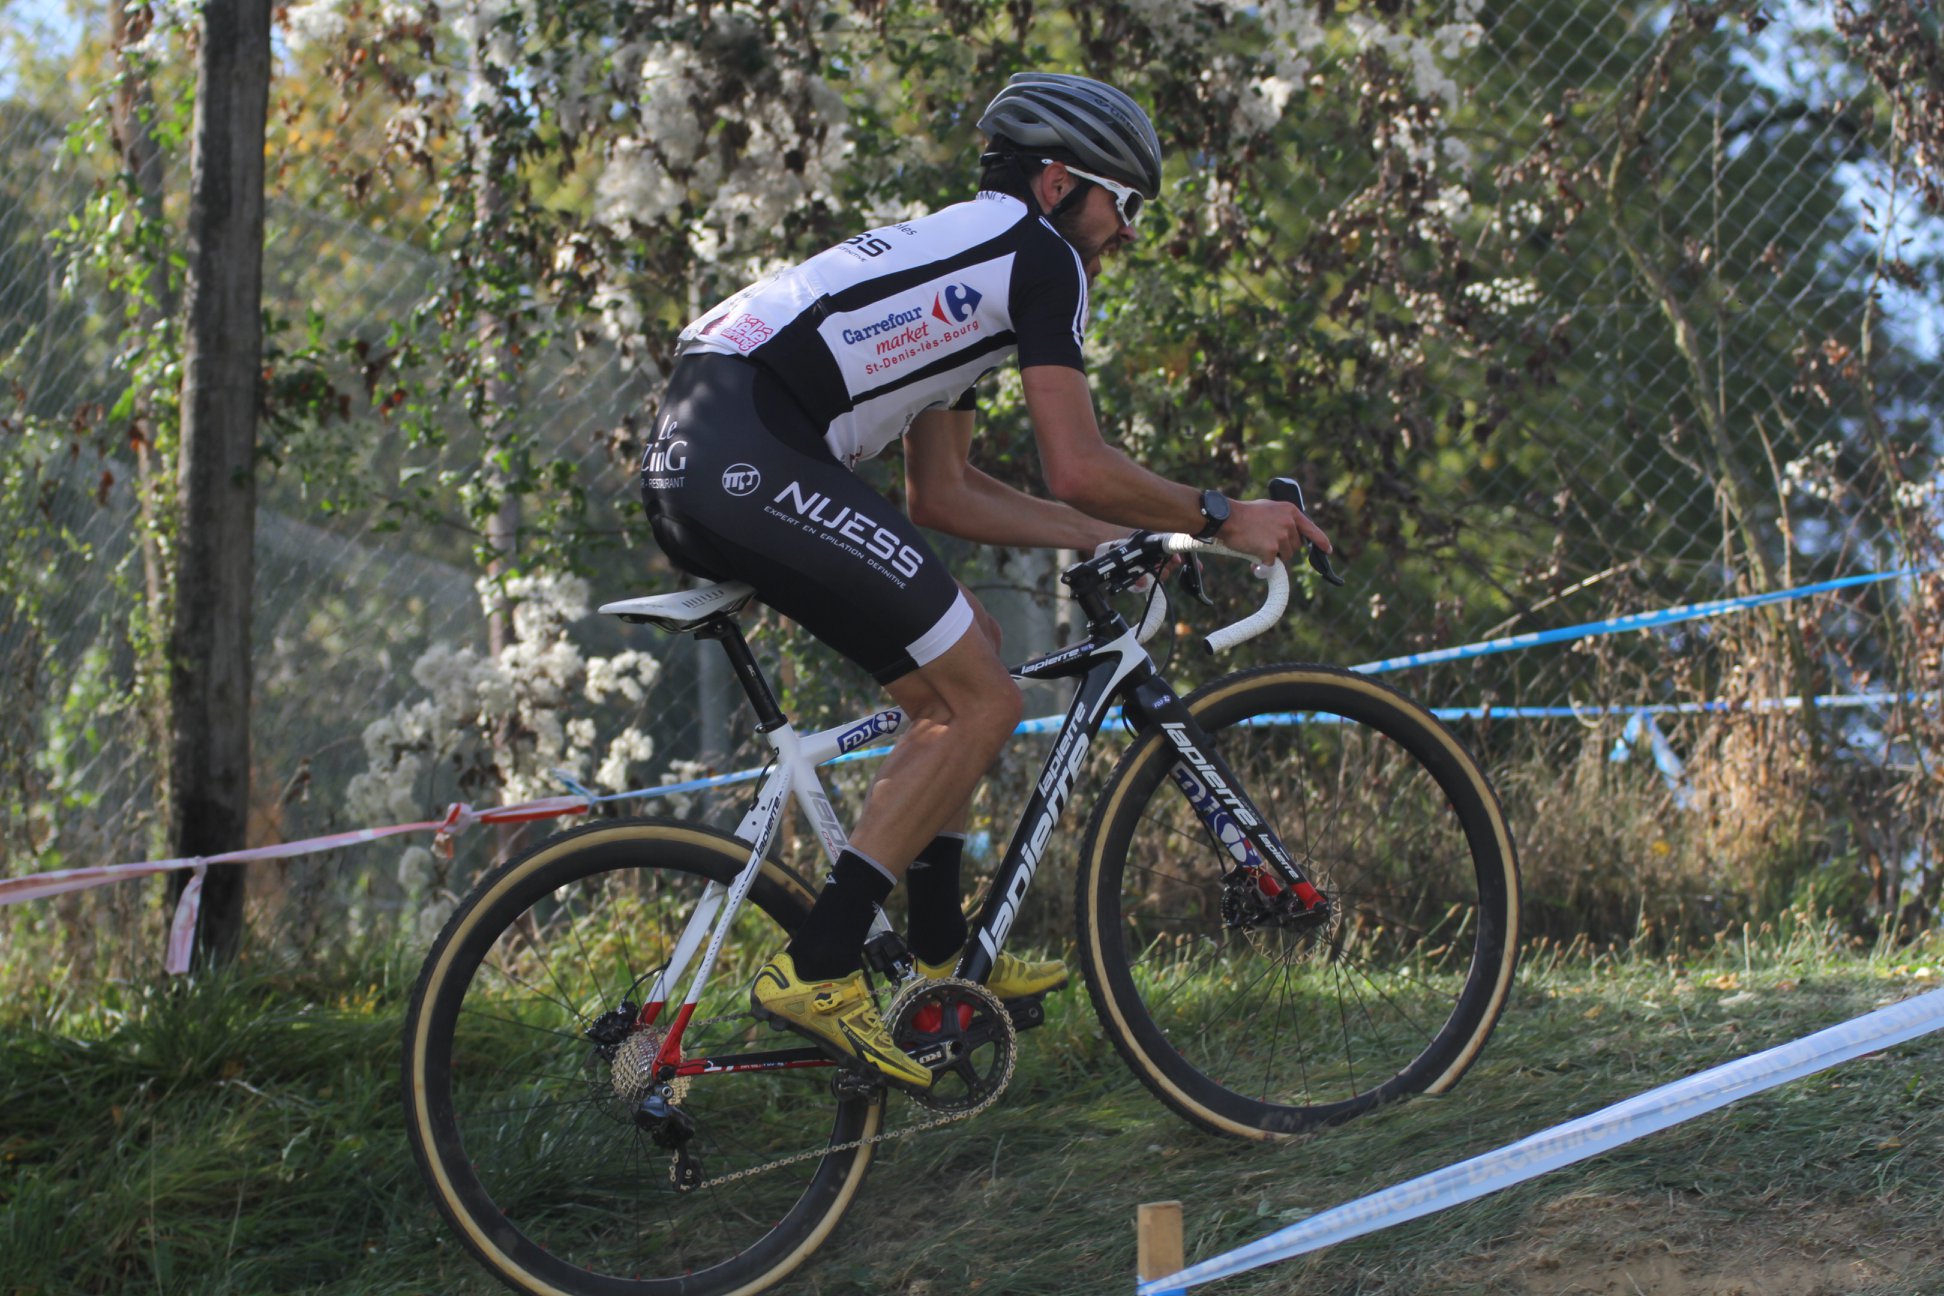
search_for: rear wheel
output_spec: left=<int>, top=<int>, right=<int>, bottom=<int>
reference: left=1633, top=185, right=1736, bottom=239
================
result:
left=1077, top=666, right=1519, bottom=1140
left=403, top=818, right=881, bottom=1295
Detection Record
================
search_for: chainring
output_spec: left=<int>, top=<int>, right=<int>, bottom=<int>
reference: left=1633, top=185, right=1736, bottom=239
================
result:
left=886, top=976, right=1016, bottom=1115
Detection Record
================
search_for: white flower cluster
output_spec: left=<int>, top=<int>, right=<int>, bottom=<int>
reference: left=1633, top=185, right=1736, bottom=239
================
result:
left=652, top=758, right=716, bottom=818
left=283, top=0, right=350, bottom=53
left=594, top=15, right=848, bottom=271
left=1233, top=68, right=1300, bottom=136
left=453, top=0, right=522, bottom=73
left=1492, top=199, right=1549, bottom=237
left=344, top=570, right=666, bottom=842
left=1781, top=442, right=1844, bottom=503
left=595, top=138, right=688, bottom=232
left=598, top=727, right=657, bottom=794
left=1347, top=1, right=1484, bottom=111
left=585, top=648, right=662, bottom=704
left=1462, top=276, right=1543, bottom=314
left=123, top=0, right=198, bottom=61
left=1892, top=476, right=1941, bottom=510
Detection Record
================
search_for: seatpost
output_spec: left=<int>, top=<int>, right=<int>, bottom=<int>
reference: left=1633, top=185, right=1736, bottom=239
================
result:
left=695, top=620, right=787, bottom=732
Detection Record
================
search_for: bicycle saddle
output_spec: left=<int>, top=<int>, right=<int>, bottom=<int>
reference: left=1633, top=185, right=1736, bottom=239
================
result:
left=599, top=581, right=756, bottom=632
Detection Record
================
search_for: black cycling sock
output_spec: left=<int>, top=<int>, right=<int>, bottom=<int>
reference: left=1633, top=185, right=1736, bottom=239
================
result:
left=904, top=833, right=968, bottom=966
left=787, top=848, right=897, bottom=981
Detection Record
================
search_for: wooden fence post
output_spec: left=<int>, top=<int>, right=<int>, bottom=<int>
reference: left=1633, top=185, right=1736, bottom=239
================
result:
left=1137, top=1200, right=1185, bottom=1292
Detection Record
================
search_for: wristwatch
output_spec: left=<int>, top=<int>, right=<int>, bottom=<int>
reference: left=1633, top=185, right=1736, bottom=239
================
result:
left=1194, top=489, right=1231, bottom=541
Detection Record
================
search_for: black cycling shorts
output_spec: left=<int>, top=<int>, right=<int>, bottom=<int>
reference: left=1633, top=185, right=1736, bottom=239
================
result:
left=640, top=352, right=971, bottom=686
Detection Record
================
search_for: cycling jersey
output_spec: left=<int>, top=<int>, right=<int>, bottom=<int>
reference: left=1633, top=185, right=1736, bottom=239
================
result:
left=678, top=192, right=1089, bottom=467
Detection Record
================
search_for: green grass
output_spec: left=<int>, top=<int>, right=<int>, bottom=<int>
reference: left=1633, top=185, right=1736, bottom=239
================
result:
left=3, top=929, right=1941, bottom=1296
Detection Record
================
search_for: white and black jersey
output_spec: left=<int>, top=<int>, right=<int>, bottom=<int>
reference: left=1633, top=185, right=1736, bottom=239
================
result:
left=678, top=192, right=1089, bottom=467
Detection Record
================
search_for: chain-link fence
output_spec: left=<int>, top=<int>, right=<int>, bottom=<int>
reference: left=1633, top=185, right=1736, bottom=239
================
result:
left=1, top=0, right=1937, bottom=973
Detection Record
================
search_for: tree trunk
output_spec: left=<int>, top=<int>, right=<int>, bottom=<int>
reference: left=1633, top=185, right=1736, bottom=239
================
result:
left=108, top=0, right=176, bottom=806
left=166, top=0, right=271, bottom=966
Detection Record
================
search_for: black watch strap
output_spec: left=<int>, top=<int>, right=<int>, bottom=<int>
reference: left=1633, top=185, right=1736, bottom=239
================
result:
left=1194, top=489, right=1231, bottom=540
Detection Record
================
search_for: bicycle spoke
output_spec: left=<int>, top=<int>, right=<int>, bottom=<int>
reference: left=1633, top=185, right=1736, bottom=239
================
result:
left=1086, top=669, right=1516, bottom=1136
left=407, top=822, right=880, bottom=1293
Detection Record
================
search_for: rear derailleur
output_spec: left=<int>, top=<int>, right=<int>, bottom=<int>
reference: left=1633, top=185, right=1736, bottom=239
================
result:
left=634, top=1089, right=704, bottom=1192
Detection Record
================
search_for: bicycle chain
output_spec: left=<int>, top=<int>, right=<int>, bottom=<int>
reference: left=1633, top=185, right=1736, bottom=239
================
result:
left=673, top=978, right=1017, bottom=1190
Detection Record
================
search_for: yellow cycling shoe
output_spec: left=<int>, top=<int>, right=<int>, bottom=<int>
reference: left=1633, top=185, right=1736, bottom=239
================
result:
left=917, top=950, right=1069, bottom=1000
left=750, top=953, right=932, bottom=1092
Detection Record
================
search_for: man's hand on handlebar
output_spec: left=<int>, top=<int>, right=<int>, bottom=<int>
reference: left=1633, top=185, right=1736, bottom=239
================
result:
left=1220, top=497, right=1332, bottom=569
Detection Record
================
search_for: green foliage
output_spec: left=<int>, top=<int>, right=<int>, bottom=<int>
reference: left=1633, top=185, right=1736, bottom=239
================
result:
left=3, top=0, right=1941, bottom=956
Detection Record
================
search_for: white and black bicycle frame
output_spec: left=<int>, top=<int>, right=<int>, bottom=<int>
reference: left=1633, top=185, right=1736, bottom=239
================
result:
left=624, top=552, right=1327, bottom=1084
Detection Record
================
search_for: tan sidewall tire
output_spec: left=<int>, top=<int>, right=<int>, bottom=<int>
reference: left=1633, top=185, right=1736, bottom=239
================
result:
left=402, top=818, right=882, bottom=1296
left=1077, top=666, right=1520, bottom=1141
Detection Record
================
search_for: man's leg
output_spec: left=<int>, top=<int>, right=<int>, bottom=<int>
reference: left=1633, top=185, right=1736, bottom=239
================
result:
left=885, top=598, right=1003, bottom=970
left=850, top=622, right=1023, bottom=872
left=783, top=623, right=1020, bottom=974
left=864, top=605, right=1067, bottom=998
left=753, top=623, right=1019, bottom=1091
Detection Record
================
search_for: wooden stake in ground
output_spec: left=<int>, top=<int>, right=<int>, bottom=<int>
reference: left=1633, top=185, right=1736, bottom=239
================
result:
left=1138, top=1200, right=1185, bottom=1292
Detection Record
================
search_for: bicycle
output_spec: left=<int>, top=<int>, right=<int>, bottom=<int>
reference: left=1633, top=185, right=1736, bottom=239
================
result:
left=401, top=479, right=1520, bottom=1296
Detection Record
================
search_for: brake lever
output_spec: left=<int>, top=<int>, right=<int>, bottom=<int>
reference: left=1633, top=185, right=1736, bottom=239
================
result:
left=1177, top=551, right=1215, bottom=607
left=1269, top=476, right=1346, bottom=587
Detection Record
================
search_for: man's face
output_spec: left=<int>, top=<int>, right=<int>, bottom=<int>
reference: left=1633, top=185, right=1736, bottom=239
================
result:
left=1050, top=167, right=1138, bottom=282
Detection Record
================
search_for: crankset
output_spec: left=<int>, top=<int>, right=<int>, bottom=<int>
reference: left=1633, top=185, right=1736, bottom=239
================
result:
left=887, top=977, right=1017, bottom=1115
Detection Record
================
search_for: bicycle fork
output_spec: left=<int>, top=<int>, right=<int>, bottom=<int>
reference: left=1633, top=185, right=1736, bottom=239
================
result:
left=1125, top=676, right=1330, bottom=917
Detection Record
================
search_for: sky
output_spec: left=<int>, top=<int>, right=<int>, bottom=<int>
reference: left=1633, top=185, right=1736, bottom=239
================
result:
left=0, top=0, right=84, bottom=99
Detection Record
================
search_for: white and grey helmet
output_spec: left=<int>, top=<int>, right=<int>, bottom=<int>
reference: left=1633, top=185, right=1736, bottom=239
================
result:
left=976, top=72, right=1163, bottom=199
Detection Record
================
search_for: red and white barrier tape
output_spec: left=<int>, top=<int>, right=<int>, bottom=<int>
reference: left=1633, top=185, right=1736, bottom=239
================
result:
left=0, top=795, right=593, bottom=973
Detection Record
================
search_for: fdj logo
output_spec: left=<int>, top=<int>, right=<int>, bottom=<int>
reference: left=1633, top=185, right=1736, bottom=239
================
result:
left=721, top=464, right=762, bottom=496
left=931, top=283, right=982, bottom=324
left=836, top=709, right=902, bottom=755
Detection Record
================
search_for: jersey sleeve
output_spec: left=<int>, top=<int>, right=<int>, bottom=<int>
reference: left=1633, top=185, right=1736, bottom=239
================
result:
left=1010, top=224, right=1089, bottom=372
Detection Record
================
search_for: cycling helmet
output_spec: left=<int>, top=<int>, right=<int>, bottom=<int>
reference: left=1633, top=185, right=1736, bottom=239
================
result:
left=976, top=72, right=1163, bottom=199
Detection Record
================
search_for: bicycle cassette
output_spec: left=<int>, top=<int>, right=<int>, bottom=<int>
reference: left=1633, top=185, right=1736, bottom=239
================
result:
left=596, top=1025, right=689, bottom=1115
left=886, top=977, right=1016, bottom=1114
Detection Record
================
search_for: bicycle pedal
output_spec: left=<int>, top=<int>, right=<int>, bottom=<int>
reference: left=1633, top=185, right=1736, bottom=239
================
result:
left=830, top=1065, right=886, bottom=1102
left=1003, top=995, right=1047, bottom=1032
left=749, top=1006, right=791, bottom=1033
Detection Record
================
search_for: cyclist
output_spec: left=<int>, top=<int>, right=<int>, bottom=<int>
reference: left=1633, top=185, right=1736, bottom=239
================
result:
left=642, top=72, right=1331, bottom=1091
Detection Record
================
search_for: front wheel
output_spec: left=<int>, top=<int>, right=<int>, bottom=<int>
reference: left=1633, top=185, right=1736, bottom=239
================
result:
left=402, top=818, right=882, bottom=1296
left=1077, top=665, right=1520, bottom=1140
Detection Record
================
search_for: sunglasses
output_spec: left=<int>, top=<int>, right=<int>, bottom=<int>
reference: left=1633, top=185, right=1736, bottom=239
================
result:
left=1045, top=159, right=1145, bottom=226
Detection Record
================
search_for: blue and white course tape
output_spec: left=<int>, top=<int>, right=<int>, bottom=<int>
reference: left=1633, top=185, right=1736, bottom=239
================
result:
left=1349, top=568, right=1918, bottom=676
left=1137, top=986, right=1944, bottom=1295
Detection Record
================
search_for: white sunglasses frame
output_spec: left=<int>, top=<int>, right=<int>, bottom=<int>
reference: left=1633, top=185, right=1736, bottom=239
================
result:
left=1043, top=159, right=1146, bottom=227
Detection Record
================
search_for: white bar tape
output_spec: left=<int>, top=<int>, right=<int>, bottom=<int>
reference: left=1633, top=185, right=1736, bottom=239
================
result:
left=1156, top=535, right=1291, bottom=653
left=1136, top=584, right=1171, bottom=644
left=1138, top=986, right=1944, bottom=1294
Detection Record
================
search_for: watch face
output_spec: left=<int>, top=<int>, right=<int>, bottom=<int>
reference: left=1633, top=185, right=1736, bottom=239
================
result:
left=1200, top=490, right=1230, bottom=527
